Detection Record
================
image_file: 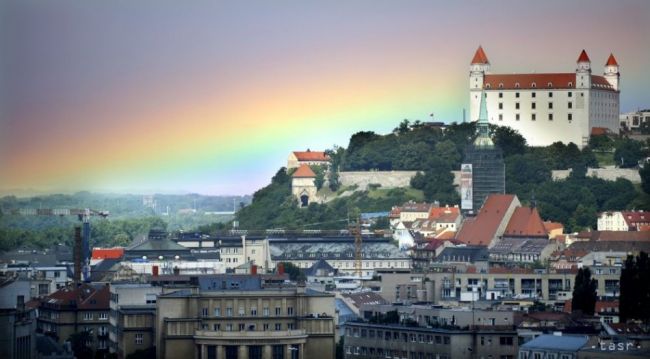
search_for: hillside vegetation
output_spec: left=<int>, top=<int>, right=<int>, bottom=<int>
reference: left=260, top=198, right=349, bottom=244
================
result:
left=233, top=120, right=648, bottom=233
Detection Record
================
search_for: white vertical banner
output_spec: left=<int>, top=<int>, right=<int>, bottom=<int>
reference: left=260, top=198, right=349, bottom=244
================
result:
left=460, top=164, right=473, bottom=210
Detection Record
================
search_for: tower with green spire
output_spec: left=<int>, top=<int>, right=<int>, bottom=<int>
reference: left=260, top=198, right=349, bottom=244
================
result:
left=462, top=91, right=505, bottom=213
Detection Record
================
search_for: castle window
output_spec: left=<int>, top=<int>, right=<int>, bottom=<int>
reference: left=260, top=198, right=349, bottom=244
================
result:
left=516, top=114, right=520, bottom=121
left=568, top=91, right=573, bottom=97
left=549, top=113, right=553, bottom=121
left=568, top=82, right=573, bottom=87
left=548, top=92, right=553, bottom=98
left=531, top=82, right=537, bottom=88
left=499, top=102, right=503, bottom=110
left=515, top=102, right=520, bottom=110
left=499, top=92, right=503, bottom=98
left=515, top=92, right=520, bottom=98
left=531, top=102, right=536, bottom=110
left=485, top=84, right=491, bottom=89
left=499, top=114, right=503, bottom=121
left=515, top=83, right=520, bottom=88
left=532, top=92, right=536, bottom=98
left=547, top=82, right=553, bottom=88
left=548, top=102, right=553, bottom=109
left=568, top=102, right=573, bottom=109
left=498, top=83, right=504, bottom=88
left=532, top=113, right=536, bottom=121
left=568, top=113, right=572, bottom=121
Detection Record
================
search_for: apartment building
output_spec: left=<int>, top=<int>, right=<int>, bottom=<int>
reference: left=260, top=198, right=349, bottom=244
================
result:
left=155, top=274, right=336, bottom=359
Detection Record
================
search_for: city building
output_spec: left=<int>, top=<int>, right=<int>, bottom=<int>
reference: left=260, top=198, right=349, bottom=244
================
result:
left=175, top=233, right=273, bottom=272
left=619, top=109, right=650, bottom=132
left=155, top=274, right=336, bottom=359
left=37, top=284, right=111, bottom=356
left=597, top=211, right=650, bottom=231
left=0, top=275, right=37, bottom=359
left=109, top=283, right=162, bottom=358
left=287, top=150, right=330, bottom=170
left=469, top=46, right=620, bottom=148
left=456, top=194, right=520, bottom=247
left=518, top=334, right=588, bottom=359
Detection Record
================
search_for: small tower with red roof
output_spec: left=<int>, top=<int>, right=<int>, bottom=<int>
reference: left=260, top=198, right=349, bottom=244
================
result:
left=469, top=46, right=490, bottom=121
left=291, top=164, right=318, bottom=207
left=604, top=53, right=620, bottom=91
left=576, top=49, right=592, bottom=90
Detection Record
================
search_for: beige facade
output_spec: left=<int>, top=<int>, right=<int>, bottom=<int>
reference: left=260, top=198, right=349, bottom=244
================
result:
left=155, top=278, right=336, bottom=359
left=291, top=176, right=318, bottom=207
left=109, top=284, right=161, bottom=358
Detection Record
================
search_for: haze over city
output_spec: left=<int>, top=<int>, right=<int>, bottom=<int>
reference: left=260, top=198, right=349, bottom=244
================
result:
left=2, top=0, right=649, bottom=195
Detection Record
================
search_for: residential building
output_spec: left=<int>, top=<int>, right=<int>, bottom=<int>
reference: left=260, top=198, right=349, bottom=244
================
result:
left=619, top=109, right=650, bottom=132
left=597, top=211, right=650, bottom=231
left=155, top=274, right=336, bottom=359
left=174, top=233, right=273, bottom=272
left=469, top=46, right=620, bottom=148
left=0, top=275, right=37, bottom=359
left=37, top=284, right=110, bottom=355
left=518, top=334, right=588, bottom=359
left=109, top=283, right=162, bottom=359
left=287, top=150, right=330, bottom=170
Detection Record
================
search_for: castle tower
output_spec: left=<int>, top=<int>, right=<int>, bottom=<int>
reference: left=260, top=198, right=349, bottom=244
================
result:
left=604, top=53, right=620, bottom=91
left=469, top=46, right=490, bottom=121
left=291, top=164, right=318, bottom=207
left=576, top=49, right=592, bottom=89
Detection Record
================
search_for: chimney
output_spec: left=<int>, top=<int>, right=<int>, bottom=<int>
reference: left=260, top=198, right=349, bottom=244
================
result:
left=251, top=264, right=257, bottom=275
left=152, top=265, right=159, bottom=277
left=278, top=263, right=285, bottom=275
left=73, top=226, right=82, bottom=284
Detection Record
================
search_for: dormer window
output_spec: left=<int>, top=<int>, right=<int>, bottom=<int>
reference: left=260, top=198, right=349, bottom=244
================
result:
left=568, top=82, right=573, bottom=87
left=498, top=83, right=504, bottom=88
left=531, top=82, right=537, bottom=88
left=485, top=84, right=491, bottom=89
left=547, top=82, right=553, bottom=88
left=515, top=83, right=520, bottom=88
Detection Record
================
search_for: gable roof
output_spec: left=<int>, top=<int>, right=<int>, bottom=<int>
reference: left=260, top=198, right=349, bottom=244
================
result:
left=483, top=73, right=615, bottom=91
left=471, top=46, right=489, bottom=64
left=436, top=246, right=489, bottom=263
left=503, top=207, right=547, bottom=238
left=456, top=194, right=517, bottom=246
left=43, top=284, right=110, bottom=310
left=292, top=164, right=316, bottom=178
left=292, top=151, right=329, bottom=162
left=621, top=211, right=649, bottom=227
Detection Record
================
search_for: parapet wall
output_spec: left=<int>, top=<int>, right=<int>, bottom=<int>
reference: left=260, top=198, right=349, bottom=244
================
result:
left=552, top=167, right=640, bottom=183
left=339, top=171, right=418, bottom=190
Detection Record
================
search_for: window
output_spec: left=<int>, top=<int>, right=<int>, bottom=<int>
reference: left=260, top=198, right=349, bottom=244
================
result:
left=239, top=323, right=245, bottom=331
left=499, top=92, right=503, bottom=98
left=226, top=324, right=233, bottom=331
left=145, top=294, right=156, bottom=304
left=515, top=92, right=520, bottom=97
left=275, top=323, right=282, bottom=330
left=532, top=92, right=536, bottom=98
left=135, top=333, right=143, bottom=345
left=568, top=102, right=573, bottom=109
left=532, top=114, right=536, bottom=121
left=83, top=312, right=93, bottom=321
left=515, top=102, right=519, bottom=110
left=531, top=82, right=537, bottom=88
left=263, top=307, right=270, bottom=316
left=239, top=307, right=245, bottom=316
left=568, top=91, right=573, bottom=97
left=531, top=102, right=536, bottom=109
left=499, top=114, right=503, bottom=121
left=499, top=83, right=504, bottom=89
left=202, top=307, right=208, bottom=317
left=515, top=83, right=520, bottom=89
left=568, top=113, right=573, bottom=121
left=263, top=323, right=270, bottom=331
left=226, top=307, right=233, bottom=317
left=287, top=307, right=294, bottom=316
left=498, top=102, right=503, bottom=110
left=54, top=271, right=61, bottom=278
left=99, top=312, right=108, bottom=320
left=549, top=113, right=553, bottom=121
left=251, top=307, right=257, bottom=316
left=213, top=323, right=221, bottom=331
left=287, top=323, right=295, bottom=330
left=548, top=102, right=553, bottom=109
left=214, top=308, right=221, bottom=317
left=500, top=337, right=513, bottom=346
left=516, top=114, right=520, bottom=121
left=275, top=307, right=282, bottom=315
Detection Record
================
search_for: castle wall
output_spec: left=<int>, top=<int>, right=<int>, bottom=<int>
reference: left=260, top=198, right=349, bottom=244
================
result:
left=338, top=171, right=418, bottom=190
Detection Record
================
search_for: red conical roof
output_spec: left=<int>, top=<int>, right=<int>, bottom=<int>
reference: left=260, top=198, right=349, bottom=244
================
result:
left=577, top=49, right=591, bottom=63
left=471, top=46, right=489, bottom=64
left=605, top=53, right=618, bottom=66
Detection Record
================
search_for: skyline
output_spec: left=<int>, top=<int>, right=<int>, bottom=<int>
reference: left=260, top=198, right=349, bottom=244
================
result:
left=2, top=0, right=650, bottom=196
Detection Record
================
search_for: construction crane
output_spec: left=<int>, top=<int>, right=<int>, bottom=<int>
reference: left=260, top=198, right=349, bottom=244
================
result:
left=9, top=208, right=109, bottom=283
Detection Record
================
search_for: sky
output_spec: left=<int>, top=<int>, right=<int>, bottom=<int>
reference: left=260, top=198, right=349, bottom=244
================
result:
left=1, top=0, right=649, bottom=196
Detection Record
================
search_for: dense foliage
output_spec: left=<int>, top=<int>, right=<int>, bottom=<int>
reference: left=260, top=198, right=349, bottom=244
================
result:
left=572, top=267, right=598, bottom=316
left=620, top=252, right=650, bottom=323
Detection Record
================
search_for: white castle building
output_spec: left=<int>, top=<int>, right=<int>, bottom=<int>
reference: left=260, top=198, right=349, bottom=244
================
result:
left=469, top=46, right=620, bottom=148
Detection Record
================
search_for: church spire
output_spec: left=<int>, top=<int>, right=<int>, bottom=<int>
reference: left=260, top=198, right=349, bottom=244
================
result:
left=474, top=91, right=493, bottom=147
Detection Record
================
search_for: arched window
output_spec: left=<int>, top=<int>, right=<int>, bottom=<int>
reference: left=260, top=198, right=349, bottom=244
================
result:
left=547, top=82, right=553, bottom=88
left=485, top=84, right=491, bottom=89
left=515, top=83, right=520, bottom=88
left=498, top=83, right=504, bottom=88
left=531, top=82, right=537, bottom=88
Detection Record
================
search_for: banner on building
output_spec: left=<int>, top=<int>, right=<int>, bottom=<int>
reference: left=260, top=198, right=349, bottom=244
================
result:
left=460, top=164, right=473, bottom=210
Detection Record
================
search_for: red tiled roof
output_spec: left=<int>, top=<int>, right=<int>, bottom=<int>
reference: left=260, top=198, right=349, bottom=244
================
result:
left=621, top=211, right=650, bottom=227
left=483, top=73, right=615, bottom=91
left=639, top=225, right=650, bottom=232
left=456, top=194, right=517, bottom=246
left=92, top=247, right=124, bottom=260
left=591, top=127, right=610, bottom=136
left=471, top=46, right=489, bottom=64
left=577, top=49, right=591, bottom=63
left=44, top=284, right=110, bottom=310
left=543, top=221, right=564, bottom=232
left=292, top=164, right=316, bottom=178
left=605, top=53, right=618, bottom=66
left=435, top=230, right=457, bottom=241
left=487, top=266, right=534, bottom=274
left=402, top=202, right=432, bottom=213
left=292, top=151, right=329, bottom=162
left=429, top=206, right=460, bottom=221
left=504, top=207, right=548, bottom=238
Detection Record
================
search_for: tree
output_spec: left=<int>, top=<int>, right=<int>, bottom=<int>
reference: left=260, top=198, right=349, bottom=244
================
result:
left=613, top=138, right=644, bottom=168
left=492, top=125, right=527, bottom=158
left=572, top=267, right=598, bottom=316
left=68, top=331, right=93, bottom=359
left=620, top=251, right=650, bottom=323
left=279, top=262, right=306, bottom=281
left=641, top=165, right=650, bottom=195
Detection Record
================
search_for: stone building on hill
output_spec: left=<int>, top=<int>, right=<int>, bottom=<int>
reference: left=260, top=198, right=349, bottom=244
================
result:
left=287, top=150, right=329, bottom=169
left=291, top=164, right=318, bottom=207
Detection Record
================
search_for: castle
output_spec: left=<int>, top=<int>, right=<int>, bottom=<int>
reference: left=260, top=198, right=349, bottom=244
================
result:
left=469, top=46, right=620, bottom=148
